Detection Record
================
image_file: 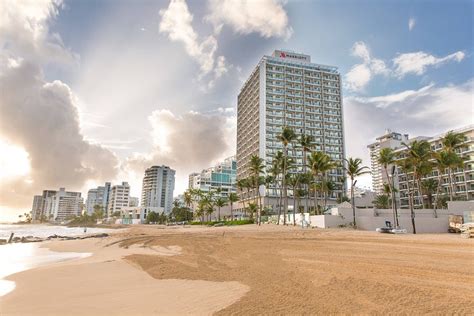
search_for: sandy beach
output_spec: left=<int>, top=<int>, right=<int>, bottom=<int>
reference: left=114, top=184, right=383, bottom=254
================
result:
left=1, top=225, right=473, bottom=315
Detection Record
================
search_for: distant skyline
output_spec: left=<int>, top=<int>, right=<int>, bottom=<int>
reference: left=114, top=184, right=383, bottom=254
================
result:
left=1, top=0, right=472, bottom=221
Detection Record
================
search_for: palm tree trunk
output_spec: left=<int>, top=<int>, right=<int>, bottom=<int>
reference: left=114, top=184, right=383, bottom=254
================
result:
left=433, top=171, right=443, bottom=217
left=230, top=202, right=233, bottom=222
left=292, top=187, right=296, bottom=226
left=277, top=176, right=282, bottom=225
left=218, top=206, right=221, bottom=221
left=303, top=152, right=308, bottom=214
left=384, top=166, right=397, bottom=226
left=407, top=174, right=416, bottom=234
left=448, top=168, right=454, bottom=201
left=351, top=180, right=356, bottom=228
left=283, top=147, right=288, bottom=225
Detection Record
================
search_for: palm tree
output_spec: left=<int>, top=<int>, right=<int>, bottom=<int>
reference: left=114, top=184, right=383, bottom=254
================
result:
left=438, top=131, right=464, bottom=200
left=377, top=147, right=397, bottom=211
left=184, top=191, right=193, bottom=212
left=422, top=179, right=437, bottom=210
left=308, top=151, right=335, bottom=213
left=373, top=195, right=390, bottom=209
left=237, top=178, right=249, bottom=214
left=299, top=134, right=314, bottom=213
left=287, top=173, right=301, bottom=225
left=272, top=151, right=284, bottom=224
left=277, top=127, right=297, bottom=225
left=322, top=179, right=336, bottom=209
left=247, top=202, right=258, bottom=221
left=397, top=158, right=417, bottom=234
left=228, top=192, right=239, bottom=221
left=249, top=155, right=265, bottom=225
left=214, top=197, right=227, bottom=221
left=344, top=157, right=370, bottom=228
left=402, top=140, right=432, bottom=207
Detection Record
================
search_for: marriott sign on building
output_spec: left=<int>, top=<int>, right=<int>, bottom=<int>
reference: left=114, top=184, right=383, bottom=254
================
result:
left=236, top=49, right=346, bottom=212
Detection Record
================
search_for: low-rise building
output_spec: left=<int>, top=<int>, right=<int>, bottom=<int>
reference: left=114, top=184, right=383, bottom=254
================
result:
left=188, top=156, right=237, bottom=198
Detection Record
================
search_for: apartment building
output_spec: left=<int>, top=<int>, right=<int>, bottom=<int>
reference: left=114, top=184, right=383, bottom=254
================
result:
left=236, top=49, right=345, bottom=211
left=188, top=156, right=237, bottom=198
left=107, top=182, right=130, bottom=216
left=141, top=165, right=175, bottom=213
left=31, top=188, right=83, bottom=221
left=367, top=130, right=409, bottom=195
left=85, top=182, right=111, bottom=215
left=394, top=125, right=473, bottom=208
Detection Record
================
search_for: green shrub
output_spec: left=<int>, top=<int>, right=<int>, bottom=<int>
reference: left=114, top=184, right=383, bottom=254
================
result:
left=189, top=219, right=254, bottom=226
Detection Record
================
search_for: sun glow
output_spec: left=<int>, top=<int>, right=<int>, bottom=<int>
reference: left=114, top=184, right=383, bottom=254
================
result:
left=0, top=139, right=31, bottom=180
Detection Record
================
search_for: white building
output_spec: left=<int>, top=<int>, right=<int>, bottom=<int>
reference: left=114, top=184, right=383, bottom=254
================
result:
left=237, top=49, right=345, bottom=212
left=394, top=125, right=474, bottom=208
left=31, top=188, right=83, bottom=221
left=141, top=165, right=175, bottom=213
left=129, top=196, right=139, bottom=207
left=188, top=156, right=237, bottom=198
left=107, top=182, right=130, bottom=216
left=85, top=182, right=111, bottom=215
left=367, top=130, right=409, bottom=195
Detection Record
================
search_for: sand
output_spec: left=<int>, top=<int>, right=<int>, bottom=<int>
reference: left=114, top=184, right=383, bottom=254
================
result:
left=1, top=225, right=473, bottom=315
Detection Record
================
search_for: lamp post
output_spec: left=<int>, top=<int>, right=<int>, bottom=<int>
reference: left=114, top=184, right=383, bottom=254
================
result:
left=391, top=165, right=399, bottom=228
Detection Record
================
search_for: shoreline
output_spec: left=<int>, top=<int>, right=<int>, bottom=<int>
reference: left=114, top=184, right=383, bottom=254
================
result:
left=0, top=227, right=249, bottom=315
left=1, top=225, right=473, bottom=315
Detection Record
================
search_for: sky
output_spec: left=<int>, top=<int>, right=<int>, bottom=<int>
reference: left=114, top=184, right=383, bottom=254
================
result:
left=0, top=0, right=472, bottom=222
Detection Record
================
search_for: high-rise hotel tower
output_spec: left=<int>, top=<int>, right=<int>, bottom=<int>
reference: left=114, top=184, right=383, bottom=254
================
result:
left=237, top=50, right=345, bottom=210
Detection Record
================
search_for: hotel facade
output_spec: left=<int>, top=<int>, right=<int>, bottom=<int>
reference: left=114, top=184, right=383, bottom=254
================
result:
left=188, top=156, right=237, bottom=198
left=394, top=125, right=474, bottom=208
left=236, top=50, right=345, bottom=211
left=141, top=165, right=175, bottom=213
left=31, top=188, right=83, bottom=221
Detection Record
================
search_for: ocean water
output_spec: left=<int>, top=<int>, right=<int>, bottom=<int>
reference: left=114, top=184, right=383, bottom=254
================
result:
left=0, top=224, right=118, bottom=297
left=0, top=224, right=118, bottom=239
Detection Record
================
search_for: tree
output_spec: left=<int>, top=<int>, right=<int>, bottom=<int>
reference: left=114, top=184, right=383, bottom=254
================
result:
left=184, top=191, right=193, bottom=211
left=308, top=151, right=335, bottom=213
left=247, top=202, right=258, bottom=220
left=432, top=150, right=458, bottom=215
left=215, top=197, right=227, bottom=221
left=277, top=126, right=297, bottom=225
left=397, top=158, right=417, bottom=234
left=249, top=155, right=265, bottom=225
left=146, top=211, right=159, bottom=224
left=287, top=173, right=301, bottom=225
left=440, top=131, right=465, bottom=201
left=92, top=205, right=105, bottom=220
left=228, top=192, right=239, bottom=221
left=236, top=178, right=250, bottom=214
left=402, top=140, right=433, bottom=208
left=377, top=147, right=397, bottom=214
left=299, top=134, right=314, bottom=213
left=322, top=179, right=336, bottom=209
left=344, top=157, right=370, bottom=228
left=373, top=195, right=390, bottom=209
left=421, top=179, right=437, bottom=210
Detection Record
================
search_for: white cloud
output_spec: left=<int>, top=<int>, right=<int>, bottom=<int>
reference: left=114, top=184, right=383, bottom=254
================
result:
left=205, top=0, right=293, bottom=39
left=344, top=80, right=474, bottom=174
left=345, top=41, right=466, bottom=91
left=159, top=0, right=227, bottom=80
left=344, top=41, right=389, bottom=92
left=0, top=0, right=77, bottom=65
left=393, top=51, right=465, bottom=78
left=124, top=109, right=236, bottom=195
left=408, top=17, right=416, bottom=31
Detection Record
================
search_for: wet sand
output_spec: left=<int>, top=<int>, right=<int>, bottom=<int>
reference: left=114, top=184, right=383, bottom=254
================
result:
left=1, top=225, right=473, bottom=315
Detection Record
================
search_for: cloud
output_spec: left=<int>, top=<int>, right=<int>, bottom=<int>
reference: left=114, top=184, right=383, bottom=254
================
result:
left=0, top=0, right=118, bottom=209
left=205, top=0, right=293, bottom=39
left=0, top=59, right=119, bottom=208
left=345, top=41, right=466, bottom=91
left=0, top=0, right=77, bottom=65
left=393, top=51, right=465, bottom=78
left=344, top=41, right=389, bottom=92
left=343, top=80, right=473, bottom=182
left=124, top=109, right=236, bottom=195
left=408, top=17, right=416, bottom=31
left=159, top=0, right=227, bottom=81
